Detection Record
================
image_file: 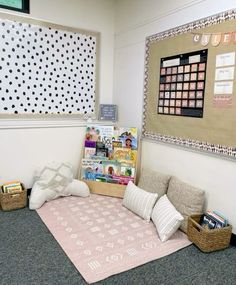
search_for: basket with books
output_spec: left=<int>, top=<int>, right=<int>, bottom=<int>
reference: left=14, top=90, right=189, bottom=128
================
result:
left=187, top=213, right=232, bottom=252
left=0, top=180, right=27, bottom=211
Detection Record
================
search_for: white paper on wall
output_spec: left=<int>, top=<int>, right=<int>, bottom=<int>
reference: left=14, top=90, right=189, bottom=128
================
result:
left=0, top=18, right=97, bottom=115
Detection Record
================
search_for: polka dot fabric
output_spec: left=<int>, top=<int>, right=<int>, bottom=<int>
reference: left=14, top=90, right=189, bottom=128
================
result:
left=0, top=18, right=97, bottom=115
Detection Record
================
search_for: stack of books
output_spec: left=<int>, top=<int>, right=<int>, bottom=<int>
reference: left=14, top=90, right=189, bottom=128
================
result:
left=81, top=125, right=138, bottom=185
left=1, top=180, right=23, bottom=194
left=200, top=210, right=228, bottom=229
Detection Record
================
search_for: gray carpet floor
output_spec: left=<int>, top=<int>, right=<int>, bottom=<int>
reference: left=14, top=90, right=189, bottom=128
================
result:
left=0, top=207, right=236, bottom=285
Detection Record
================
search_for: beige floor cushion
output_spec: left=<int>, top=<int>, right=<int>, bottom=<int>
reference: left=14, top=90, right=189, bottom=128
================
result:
left=167, top=177, right=205, bottom=233
left=138, top=168, right=171, bottom=199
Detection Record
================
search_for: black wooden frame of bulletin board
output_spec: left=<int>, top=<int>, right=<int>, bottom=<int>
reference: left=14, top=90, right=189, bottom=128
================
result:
left=143, top=9, right=236, bottom=159
left=0, top=12, right=100, bottom=119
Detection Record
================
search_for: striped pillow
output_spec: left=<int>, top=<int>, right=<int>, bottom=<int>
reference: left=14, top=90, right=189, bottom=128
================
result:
left=122, top=181, right=158, bottom=221
left=151, top=194, right=184, bottom=242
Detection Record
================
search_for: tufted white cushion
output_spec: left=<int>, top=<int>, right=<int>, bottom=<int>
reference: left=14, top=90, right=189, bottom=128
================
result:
left=29, top=162, right=90, bottom=210
left=151, top=195, right=184, bottom=242
left=122, top=181, right=158, bottom=221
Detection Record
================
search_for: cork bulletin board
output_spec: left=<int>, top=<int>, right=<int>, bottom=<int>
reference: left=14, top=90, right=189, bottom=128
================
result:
left=0, top=12, right=99, bottom=118
left=143, top=9, right=236, bottom=158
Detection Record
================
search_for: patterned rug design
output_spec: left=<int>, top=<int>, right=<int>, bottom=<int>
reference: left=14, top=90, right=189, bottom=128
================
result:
left=37, top=194, right=191, bottom=283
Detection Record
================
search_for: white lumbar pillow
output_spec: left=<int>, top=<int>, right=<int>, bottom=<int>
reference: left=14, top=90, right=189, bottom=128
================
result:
left=63, top=179, right=90, bottom=197
left=122, top=181, right=158, bottom=221
left=29, top=162, right=90, bottom=210
left=151, top=194, right=184, bottom=242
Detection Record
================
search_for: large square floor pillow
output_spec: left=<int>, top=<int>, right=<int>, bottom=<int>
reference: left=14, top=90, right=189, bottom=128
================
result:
left=167, top=177, right=205, bottom=233
left=138, top=168, right=171, bottom=198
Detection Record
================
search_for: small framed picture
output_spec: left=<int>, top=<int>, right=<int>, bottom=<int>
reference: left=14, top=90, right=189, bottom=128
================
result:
left=98, top=104, right=118, bottom=121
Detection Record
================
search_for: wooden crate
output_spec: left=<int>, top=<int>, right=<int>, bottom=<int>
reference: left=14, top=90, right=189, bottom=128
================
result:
left=83, top=180, right=125, bottom=198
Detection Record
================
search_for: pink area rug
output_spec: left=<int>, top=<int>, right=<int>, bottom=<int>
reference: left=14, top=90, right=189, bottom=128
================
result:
left=37, top=194, right=192, bottom=284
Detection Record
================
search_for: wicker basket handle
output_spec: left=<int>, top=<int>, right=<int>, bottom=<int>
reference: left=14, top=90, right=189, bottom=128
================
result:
left=190, top=218, right=203, bottom=232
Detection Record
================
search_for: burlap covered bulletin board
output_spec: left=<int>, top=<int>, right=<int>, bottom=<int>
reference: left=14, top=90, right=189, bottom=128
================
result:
left=143, top=9, right=236, bottom=158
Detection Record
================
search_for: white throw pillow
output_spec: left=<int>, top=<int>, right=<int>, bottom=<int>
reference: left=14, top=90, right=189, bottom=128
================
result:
left=29, top=162, right=90, bottom=209
left=151, top=194, right=184, bottom=242
left=122, top=181, right=158, bottom=221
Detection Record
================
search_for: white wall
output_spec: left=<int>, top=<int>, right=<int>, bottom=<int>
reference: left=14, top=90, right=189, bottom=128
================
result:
left=0, top=0, right=115, bottom=187
left=114, top=0, right=236, bottom=233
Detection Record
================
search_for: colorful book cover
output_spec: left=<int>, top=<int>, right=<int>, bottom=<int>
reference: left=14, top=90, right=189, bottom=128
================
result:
left=113, top=147, right=131, bottom=162
left=84, top=147, right=96, bottom=158
left=81, top=159, right=95, bottom=180
left=130, top=150, right=137, bottom=162
left=81, top=159, right=105, bottom=180
left=96, top=147, right=108, bottom=157
left=112, top=175, right=134, bottom=185
left=119, top=160, right=135, bottom=167
left=118, top=127, right=138, bottom=149
left=120, top=166, right=135, bottom=177
left=84, top=140, right=96, bottom=148
left=112, top=140, right=122, bottom=149
left=85, top=126, right=101, bottom=141
left=98, top=125, right=114, bottom=149
left=96, top=141, right=105, bottom=148
left=102, top=160, right=121, bottom=176
left=85, top=125, right=114, bottom=149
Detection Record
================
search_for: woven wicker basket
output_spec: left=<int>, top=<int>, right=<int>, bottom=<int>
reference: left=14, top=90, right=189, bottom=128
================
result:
left=0, top=187, right=27, bottom=211
left=187, top=214, right=232, bottom=252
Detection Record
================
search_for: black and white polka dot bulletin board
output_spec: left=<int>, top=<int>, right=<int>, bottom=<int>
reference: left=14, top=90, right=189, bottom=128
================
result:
left=0, top=13, right=99, bottom=117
